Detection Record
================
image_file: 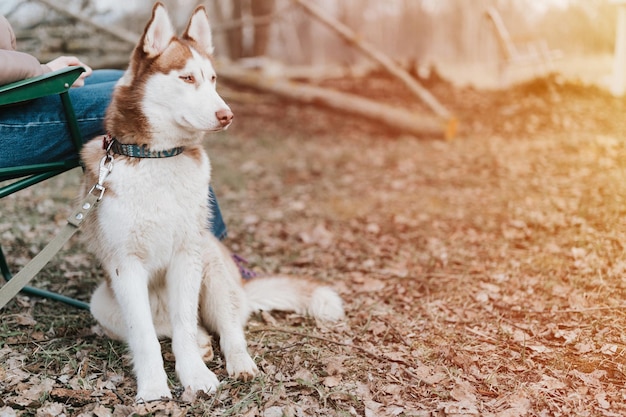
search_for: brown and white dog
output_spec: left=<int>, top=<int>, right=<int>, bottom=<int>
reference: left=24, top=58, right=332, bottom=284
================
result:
left=80, top=3, right=344, bottom=403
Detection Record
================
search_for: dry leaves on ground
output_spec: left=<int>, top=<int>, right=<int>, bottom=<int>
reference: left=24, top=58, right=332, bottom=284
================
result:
left=2, top=73, right=626, bottom=415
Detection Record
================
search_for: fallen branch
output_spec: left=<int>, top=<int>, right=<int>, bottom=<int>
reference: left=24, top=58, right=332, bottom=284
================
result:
left=220, top=66, right=457, bottom=139
left=292, top=0, right=454, bottom=124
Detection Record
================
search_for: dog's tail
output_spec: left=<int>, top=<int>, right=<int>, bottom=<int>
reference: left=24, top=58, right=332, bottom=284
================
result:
left=243, top=276, right=345, bottom=322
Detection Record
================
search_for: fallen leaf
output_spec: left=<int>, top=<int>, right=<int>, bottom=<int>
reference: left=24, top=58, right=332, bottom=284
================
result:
left=440, top=400, right=479, bottom=416
left=13, top=314, right=36, bottom=326
left=495, top=392, right=531, bottom=417
left=532, top=375, right=566, bottom=391
left=35, top=402, right=65, bottom=417
left=0, top=407, right=17, bottom=417
left=595, top=393, right=610, bottom=409
left=600, top=344, right=619, bottom=356
left=93, top=404, right=113, bottom=417
left=413, top=364, right=448, bottom=385
left=450, top=380, right=477, bottom=403
left=364, top=400, right=383, bottom=417
left=263, top=406, right=284, bottom=417
left=323, top=375, right=341, bottom=387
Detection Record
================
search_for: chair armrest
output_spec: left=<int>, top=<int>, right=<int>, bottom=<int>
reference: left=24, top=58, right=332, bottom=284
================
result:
left=0, top=66, right=86, bottom=106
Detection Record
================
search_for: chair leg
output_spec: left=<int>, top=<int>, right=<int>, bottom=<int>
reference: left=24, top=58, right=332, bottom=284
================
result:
left=21, top=287, right=90, bottom=310
left=0, top=244, right=11, bottom=281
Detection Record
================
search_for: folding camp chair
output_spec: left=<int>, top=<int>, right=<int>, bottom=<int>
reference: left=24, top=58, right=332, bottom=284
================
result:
left=0, top=66, right=89, bottom=309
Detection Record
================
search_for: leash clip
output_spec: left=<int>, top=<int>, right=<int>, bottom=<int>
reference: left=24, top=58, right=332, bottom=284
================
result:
left=89, top=154, right=114, bottom=201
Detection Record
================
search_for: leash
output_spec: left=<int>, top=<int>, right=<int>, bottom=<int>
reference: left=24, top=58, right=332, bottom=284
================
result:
left=0, top=131, right=185, bottom=310
left=0, top=155, right=114, bottom=310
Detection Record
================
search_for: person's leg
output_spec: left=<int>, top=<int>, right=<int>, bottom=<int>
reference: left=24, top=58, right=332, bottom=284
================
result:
left=209, top=186, right=227, bottom=240
left=83, top=69, right=125, bottom=85
left=0, top=69, right=124, bottom=167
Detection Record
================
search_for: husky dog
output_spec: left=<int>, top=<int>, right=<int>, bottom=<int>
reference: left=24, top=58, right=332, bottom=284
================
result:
left=80, top=2, right=344, bottom=402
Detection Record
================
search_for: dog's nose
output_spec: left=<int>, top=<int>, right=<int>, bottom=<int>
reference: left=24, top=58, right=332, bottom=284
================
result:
left=216, top=109, right=233, bottom=127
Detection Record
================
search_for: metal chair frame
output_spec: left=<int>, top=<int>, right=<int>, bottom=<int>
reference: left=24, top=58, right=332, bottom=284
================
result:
left=0, top=66, right=89, bottom=309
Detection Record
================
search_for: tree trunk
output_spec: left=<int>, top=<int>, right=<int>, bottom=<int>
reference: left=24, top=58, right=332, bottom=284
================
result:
left=227, top=0, right=244, bottom=60
left=251, top=0, right=276, bottom=57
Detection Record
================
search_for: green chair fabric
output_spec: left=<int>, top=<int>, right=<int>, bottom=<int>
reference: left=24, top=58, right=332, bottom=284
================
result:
left=0, top=66, right=89, bottom=309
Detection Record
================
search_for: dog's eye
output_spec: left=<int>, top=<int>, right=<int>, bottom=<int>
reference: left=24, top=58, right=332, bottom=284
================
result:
left=180, top=75, right=195, bottom=83
left=211, top=75, right=217, bottom=83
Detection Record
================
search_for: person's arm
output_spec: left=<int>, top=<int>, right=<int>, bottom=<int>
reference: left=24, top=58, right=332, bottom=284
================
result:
left=0, top=49, right=49, bottom=85
left=0, top=15, right=49, bottom=85
left=0, top=15, right=91, bottom=86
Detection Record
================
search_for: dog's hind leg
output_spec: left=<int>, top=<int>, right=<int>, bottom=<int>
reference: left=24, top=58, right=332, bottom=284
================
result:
left=108, top=260, right=172, bottom=402
left=167, top=251, right=220, bottom=394
left=90, top=282, right=126, bottom=340
left=197, top=327, right=215, bottom=362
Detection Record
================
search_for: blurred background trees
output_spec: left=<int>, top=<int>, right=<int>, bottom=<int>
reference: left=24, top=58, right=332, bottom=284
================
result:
left=0, top=0, right=618, bottom=86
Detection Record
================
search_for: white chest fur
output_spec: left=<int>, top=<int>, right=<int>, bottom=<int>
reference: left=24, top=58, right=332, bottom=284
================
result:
left=94, top=150, right=211, bottom=272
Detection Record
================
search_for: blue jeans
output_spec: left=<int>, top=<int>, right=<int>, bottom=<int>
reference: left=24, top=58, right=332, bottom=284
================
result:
left=0, top=69, right=227, bottom=239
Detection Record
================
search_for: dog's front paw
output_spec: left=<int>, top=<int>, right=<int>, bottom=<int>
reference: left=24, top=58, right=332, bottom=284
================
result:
left=226, top=352, right=259, bottom=382
left=136, top=385, right=172, bottom=403
left=179, top=365, right=220, bottom=394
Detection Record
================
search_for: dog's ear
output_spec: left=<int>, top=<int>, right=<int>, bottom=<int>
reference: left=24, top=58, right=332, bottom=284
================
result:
left=182, top=5, right=214, bottom=55
left=142, top=2, right=175, bottom=58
